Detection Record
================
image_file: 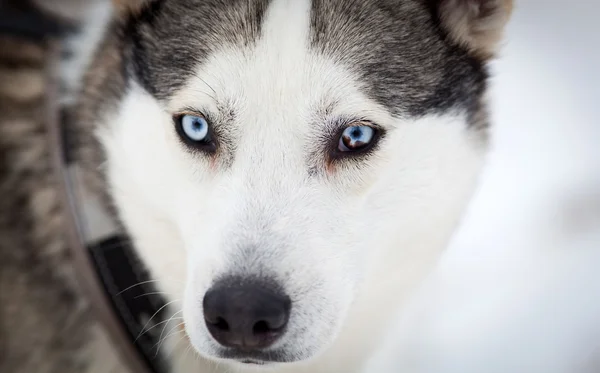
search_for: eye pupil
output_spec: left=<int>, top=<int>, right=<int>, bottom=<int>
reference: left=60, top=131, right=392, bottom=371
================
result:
left=338, top=124, right=376, bottom=153
left=179, top=114, right=210, bottom=143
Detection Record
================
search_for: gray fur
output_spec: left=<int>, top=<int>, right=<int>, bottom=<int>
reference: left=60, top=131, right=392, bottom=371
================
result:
left=75, top=0, right=274, bottom=179
left=126, top=0, right=271, bottom=100
left=0, top=34, right=128, bottom=373
left=310, top=0, right=488, bottom=122
left=79, top=0, right=488, bottom=132
left=73, top=0, right=492, bottom=200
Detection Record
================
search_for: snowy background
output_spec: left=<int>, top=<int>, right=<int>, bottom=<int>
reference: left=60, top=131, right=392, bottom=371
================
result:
left=366, top=2, right=600, bottom=372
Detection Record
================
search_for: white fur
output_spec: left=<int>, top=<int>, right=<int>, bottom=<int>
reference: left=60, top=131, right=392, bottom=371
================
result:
left=98, top=0, right=487, bottom=371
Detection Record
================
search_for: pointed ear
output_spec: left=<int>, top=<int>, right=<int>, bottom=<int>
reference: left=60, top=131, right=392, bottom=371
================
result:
left=434, top=0, right=513, bottom=59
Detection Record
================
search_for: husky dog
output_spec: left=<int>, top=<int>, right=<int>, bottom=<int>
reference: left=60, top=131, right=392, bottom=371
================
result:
left=71, top=0, right=512, bottom=371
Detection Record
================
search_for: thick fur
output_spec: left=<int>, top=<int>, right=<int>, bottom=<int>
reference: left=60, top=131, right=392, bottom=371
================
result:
left=436, top=0, right=512, bottom=58
left=68, top=0, right=509, bottom=372
left=0, top=33, right=127, bottom=373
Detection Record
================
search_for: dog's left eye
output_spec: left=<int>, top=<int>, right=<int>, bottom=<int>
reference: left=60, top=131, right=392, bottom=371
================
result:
left=338, top=125, right=376, bottom=152
left=174, top=113, right=217, bottom=153
left=180, top=114, right=209, bottom=141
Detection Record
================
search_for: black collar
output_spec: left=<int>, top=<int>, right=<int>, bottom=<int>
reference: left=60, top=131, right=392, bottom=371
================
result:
left=48, top=65, right=167, bottom=373
left=89, top=235, right=169, bottom=373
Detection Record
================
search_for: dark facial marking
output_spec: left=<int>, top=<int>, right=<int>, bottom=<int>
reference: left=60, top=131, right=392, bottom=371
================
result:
left=123, top=0, right=272, bottom=100
left=77, top=0, right=271, bottom=168
left=310, top=0, right=488, bottom=124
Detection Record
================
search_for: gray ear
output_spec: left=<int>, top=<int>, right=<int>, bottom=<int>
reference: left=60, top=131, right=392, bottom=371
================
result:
left=436, top=0, right=513, bottom=58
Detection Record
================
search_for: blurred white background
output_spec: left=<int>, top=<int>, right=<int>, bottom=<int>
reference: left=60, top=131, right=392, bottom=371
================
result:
left=367, top=2, right=600, bottom=372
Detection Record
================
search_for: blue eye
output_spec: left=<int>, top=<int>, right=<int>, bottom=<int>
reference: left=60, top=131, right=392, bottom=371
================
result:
left=338, top=125, right=376, bottom=152
left=180, top=114, right=209, bottom=142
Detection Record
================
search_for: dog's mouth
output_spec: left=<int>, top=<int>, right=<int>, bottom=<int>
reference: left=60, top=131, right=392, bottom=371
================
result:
left=240, top=359, right=266, bottom=365
left=213, top=347, right=295, bottom=365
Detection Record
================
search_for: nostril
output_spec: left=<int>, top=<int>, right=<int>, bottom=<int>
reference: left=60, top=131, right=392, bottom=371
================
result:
left=214, top=317, right=229, bottom=332
left=252, top=320, right=270, bottom=335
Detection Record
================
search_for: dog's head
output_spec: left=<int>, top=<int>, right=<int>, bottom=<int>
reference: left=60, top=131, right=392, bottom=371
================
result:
left=80, top=0, right=511, bottom=367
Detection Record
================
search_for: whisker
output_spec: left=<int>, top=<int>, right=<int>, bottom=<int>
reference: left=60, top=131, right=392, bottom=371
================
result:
left=183, top=343, right=194, bottom=367
left=153, top=330, right=183, bottom=358
left=115, top=279, right=164, bottom=296
left=154, top=322, right=185, bottom=357
left=134, top=291, right=169, bottom=299
left=136, top=299, right=181, bottom=340
left=192, top=70, right=217, bottom=97
left=167, top=333, right=189, bottom=360
left=135, top=314, right=183, bottom=342
left=156, top=311, right=185, bottom=354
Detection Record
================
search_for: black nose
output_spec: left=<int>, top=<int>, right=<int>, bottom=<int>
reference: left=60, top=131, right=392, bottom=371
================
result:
left=203, top=277, right=291, bottom=350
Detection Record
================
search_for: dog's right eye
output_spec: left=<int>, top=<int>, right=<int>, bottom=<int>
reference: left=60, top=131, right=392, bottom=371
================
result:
left=329, top=121, right=382, bottom=161
left=181, top=114, right=209, bottom=141
left=174, top=113, right=217, bottom=153
left=338, top=125, right=375, bottom=152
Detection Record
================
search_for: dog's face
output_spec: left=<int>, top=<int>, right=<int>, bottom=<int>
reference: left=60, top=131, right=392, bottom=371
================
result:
left=82, top=0, right=510, bottom=367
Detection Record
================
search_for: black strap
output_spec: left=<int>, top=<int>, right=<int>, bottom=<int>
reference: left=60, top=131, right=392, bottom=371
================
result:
left=60, top=105, right=166, bottom=373
left=89, top=235, right=169, bottom=373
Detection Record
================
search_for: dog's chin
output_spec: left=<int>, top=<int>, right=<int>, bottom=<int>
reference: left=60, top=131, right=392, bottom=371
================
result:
left=217, top=357, right=287, bottom=369
left=195, top=345, right=315, bottom=369
left=210, top=349, right=305, bottom=365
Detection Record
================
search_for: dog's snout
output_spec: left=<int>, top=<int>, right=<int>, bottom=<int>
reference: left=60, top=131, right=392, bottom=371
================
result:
left=203, top=277, right=291, bottom=350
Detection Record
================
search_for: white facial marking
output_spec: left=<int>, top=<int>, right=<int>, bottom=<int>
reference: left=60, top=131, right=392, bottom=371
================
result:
left=99, top=0, right=487, bottom=369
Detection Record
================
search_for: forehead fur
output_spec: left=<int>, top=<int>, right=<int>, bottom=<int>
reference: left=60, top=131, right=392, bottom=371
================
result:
left=81, top=0, right=489, bottom=127
left=310, top=0, right=487, bottom=118
left=125, top=0, right=270, bottom=98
